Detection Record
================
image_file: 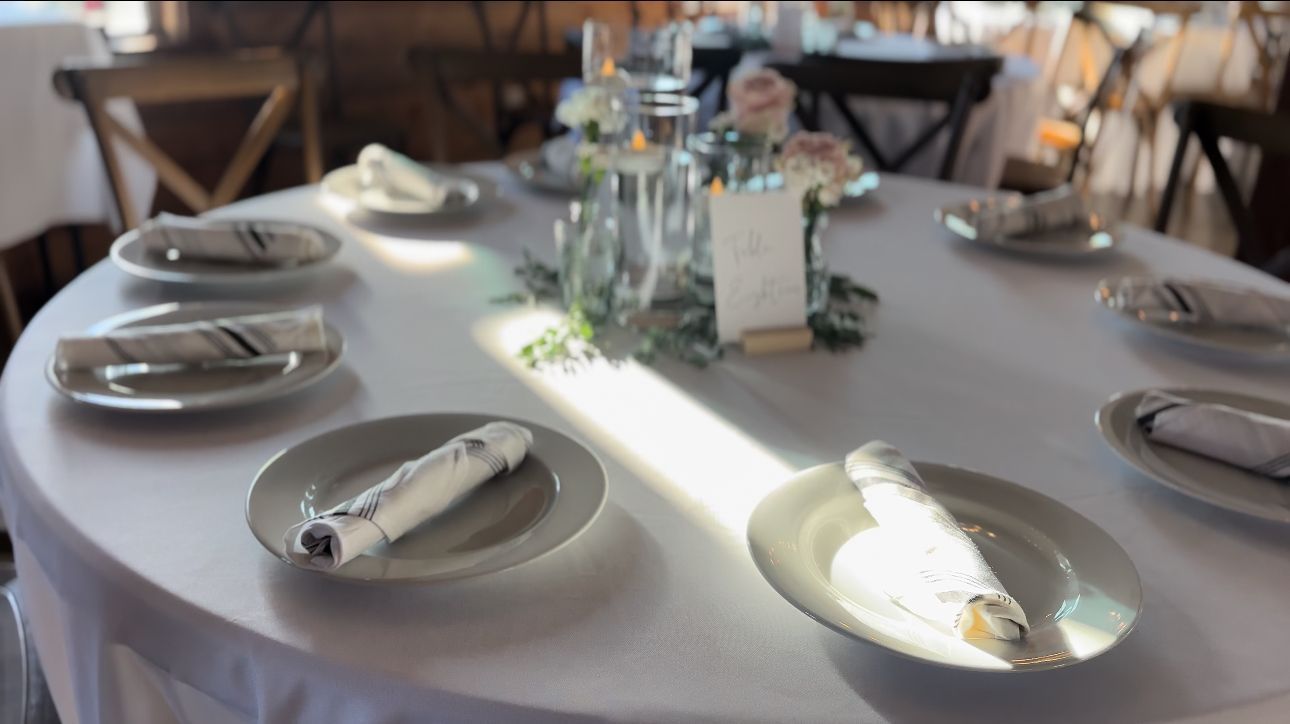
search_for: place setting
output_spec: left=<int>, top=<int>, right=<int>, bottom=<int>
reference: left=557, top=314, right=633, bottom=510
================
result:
left=46, top=302, right=345, bottom=412
left=1095, top=275, right=1290, bottom=359
left=748, top=441, right=1141, bottom=672
left=323, top=143, right=501, bottom=221
left=935, top=185, right=1119, bottom=259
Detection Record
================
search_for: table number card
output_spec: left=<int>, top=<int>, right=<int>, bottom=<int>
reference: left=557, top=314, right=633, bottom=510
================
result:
left=709, top=189, right=807, bottom=343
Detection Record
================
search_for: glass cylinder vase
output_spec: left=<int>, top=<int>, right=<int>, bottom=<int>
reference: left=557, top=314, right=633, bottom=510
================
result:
left=556, top=174, right=620, bottom=325
left=804, top=211, right=830, bottom=316
left=583, top=20, right=693, bottom=93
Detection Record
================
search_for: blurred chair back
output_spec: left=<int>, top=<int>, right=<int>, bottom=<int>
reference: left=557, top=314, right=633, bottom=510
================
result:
left=408, top=48, right=581, bottom=162
left=770, top=54, right=1002, bottom=180
left=1156, top=100, right=1290, bottom=279
left=53, top=51, right=321, bottom=231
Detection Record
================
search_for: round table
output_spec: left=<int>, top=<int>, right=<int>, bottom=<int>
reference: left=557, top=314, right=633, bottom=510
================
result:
left=3, top=165, right=1290, bottom=723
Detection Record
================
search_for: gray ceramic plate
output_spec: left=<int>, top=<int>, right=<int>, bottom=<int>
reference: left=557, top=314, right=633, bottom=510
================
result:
left=110, top=224, right=342, bottom=285
left=935, top=195, right=1117, bottom=257
left=748, top=462, right=1141, bottom=672
left=46, top=302, right=344, bottom=412
left=504, top=148, right=579, bottom=195
left=1095, top=277, right=1290, bottom=358
left=322, top=163, right=498, bottom=217
left=247, top=413, right=607, bottom=583
left=1097, top=388, right=1290, bottom=522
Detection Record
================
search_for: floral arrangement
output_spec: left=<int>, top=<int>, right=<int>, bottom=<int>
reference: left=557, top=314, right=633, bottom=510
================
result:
left=776, top=131, right=864, bottom=214
left=710, top=68, right=797, bottom=143
left=554, top=84, right=626, bottom=144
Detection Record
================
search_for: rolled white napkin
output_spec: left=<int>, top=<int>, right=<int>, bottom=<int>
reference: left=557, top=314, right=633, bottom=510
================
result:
left=139, top=212, right=330, bottom=265
left=1109, top=277, right=1290, bottom=331
left=972, top=185, right=1090, bottom=240
left=284, top=421, right=534, bottom=571
left=844, top=441, right=1030, bottom=640
left=56, top=307, right=327, bottom=370
left=1136, top=391, right=1290, bottom=479
left=356, top=143, right=475, bottom=210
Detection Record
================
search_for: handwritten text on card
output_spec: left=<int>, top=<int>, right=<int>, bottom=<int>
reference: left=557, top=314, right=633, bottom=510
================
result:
left=709, top=190, right=807, bottom=343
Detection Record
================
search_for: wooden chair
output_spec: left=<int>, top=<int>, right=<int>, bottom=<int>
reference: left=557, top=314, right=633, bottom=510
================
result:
left=53, top=50, right=322, bottom=231
left=1156, top=100, right=1290, bottom=279
left=769, top=54, right=1002, bottom=181
left=408, top=47, right=581, bottom=162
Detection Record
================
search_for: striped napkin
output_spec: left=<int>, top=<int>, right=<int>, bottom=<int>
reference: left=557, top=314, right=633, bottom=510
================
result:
left=844, top=442, right=1030, bottom=640
left=971, top=185, right=1089, bottom=240
left=357, top=143, right=475, bottom=211
left=1136, top=391, right=1290, bottom=480
left=56, top=307, right=326, bottom=370
left=285, top=421, right=534, bottom=571
left=140, top=213, right=331, bottom=265
left=1108, top=277, right=1290, bottom=331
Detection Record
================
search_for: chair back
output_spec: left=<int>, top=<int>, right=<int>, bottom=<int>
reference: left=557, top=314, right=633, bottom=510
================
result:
left=1157, top=100, right=1290, bottom=276
left=53, top=50, right=321, bottom=231
left=769, top=54, right=1002, bottom=180
left=408, top=47, right=581, bottom=162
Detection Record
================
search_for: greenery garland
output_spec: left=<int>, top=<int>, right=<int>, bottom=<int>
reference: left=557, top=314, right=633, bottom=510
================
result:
left=495, top=253, right=878, bottom=369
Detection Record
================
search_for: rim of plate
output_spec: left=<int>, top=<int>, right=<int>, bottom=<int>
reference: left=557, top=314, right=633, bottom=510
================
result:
left=45, top=301, right=345, bottom=413
left=322, top=164, right=500, bottom=216
left=747, top=461, right=1142, bottom=672
left=246, top=412, right=608, bottom=585
left=109, top=224, right=341, bottom=285
left=934, top=202, right=1117, bottom=257
left=503, top=149, right=578, bottom=195
left=1095, top=387, right=1290, bottom=523
left=1094, top=276, right=1290, bottom=358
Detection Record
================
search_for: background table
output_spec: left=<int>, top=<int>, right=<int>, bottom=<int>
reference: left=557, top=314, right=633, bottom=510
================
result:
left=3, top=164, right=1290, bottom=723
left=0, top=8, right=155, bottom=248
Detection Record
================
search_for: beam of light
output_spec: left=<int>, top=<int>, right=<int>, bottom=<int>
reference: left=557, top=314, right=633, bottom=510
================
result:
left=313, top=192, right=471, bottom=273
left=473, top=307, right=796, bottom=544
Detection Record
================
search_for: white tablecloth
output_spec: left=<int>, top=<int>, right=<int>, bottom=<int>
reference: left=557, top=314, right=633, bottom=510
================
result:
left=3, top=164, right=1290, bottom=723
left=0, top=12, right=155, bottom=247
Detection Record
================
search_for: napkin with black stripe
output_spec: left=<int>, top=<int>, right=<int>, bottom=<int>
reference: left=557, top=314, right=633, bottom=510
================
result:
left=1136, top=391, right=1290, bottom=480
left=56, top=307, right=327, bottom=370
left=845, top=442, right=1030, bottom=640
left=140, top=213, right=330, bottom=265
left=284, top=421, right=534, bottom=571
left=971, top=185, right=1089, bottom=240
left=1109, top=277, right=1290, bottom=330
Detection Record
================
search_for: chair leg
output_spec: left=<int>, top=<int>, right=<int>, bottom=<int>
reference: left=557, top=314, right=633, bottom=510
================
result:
left=0, top=255, right=24, bottom=344
left=35, top=233, right=56, bottom=297
left=68, top=225, right=86, bottom=273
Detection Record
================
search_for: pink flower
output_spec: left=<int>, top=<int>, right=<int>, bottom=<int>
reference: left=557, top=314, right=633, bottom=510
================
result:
left=725, top=68, right=796, bottom=141
left=776, top=131, right=863, bottom=208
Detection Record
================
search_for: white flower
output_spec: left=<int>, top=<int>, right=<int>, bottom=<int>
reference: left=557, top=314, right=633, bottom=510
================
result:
left=555, top=86, right=626, bottom=139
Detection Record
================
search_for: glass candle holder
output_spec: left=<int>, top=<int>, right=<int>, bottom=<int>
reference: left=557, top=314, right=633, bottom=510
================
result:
left=583, top=20, right=694, bottom=93
left=612, top=142, right=699, bottom=311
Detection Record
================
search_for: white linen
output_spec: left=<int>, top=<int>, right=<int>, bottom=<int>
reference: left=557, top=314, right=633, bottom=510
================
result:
left=285, top=421, right=534, bottom=571
left=1136, top=391, right=1290, bottom=480
left=55, top=307, right=326, bottom=370
left=5, top=169, right=1290, bottom=724
left=357, top=143, right=474, bottom=211
left=971, top=185, right=1089, bottom=240
left=1109, top=278, right=1290, bottom=330
left=139, top=213, right=331, bottom=265
left=0, top=15, right=154, bottom=247
left=844, top=441, right=1028, bottom=640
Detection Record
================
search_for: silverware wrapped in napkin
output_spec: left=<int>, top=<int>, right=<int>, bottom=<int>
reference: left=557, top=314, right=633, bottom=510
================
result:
left=1136, top=391, right=1290, bottom=480
left=55, top=306, right=327, bottom=370
left=970, top=185, right=1091, bottom=240
left=356, top=143, right=476, bottom=211
left=284, top=421, right=534, bottom=571
left=845, top=442, right=1030, bottom=640
left=140, top=213, right=331, bottom=265
left=1106, top=277, right=1290, bottom=332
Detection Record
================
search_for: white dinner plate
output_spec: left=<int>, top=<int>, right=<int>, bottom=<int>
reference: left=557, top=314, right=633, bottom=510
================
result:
left=46, top=302, right=345, bottom=412
left=935, top=195, right=1117, bottom=257
left=110, top=224, right=342, bottom=286
left=322, top=164, right=497, bottom=216
left=504, top=148, right=579, bottom=195
left=247, top=413, right=607, bottom=584
left=737, top=170, right=880, bottom=205
left=748, top=462, right=1141, bottom=672
left=1095, top=277, right=1290, bottom=358
left=1097, top=388, right=1290, bottom=523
